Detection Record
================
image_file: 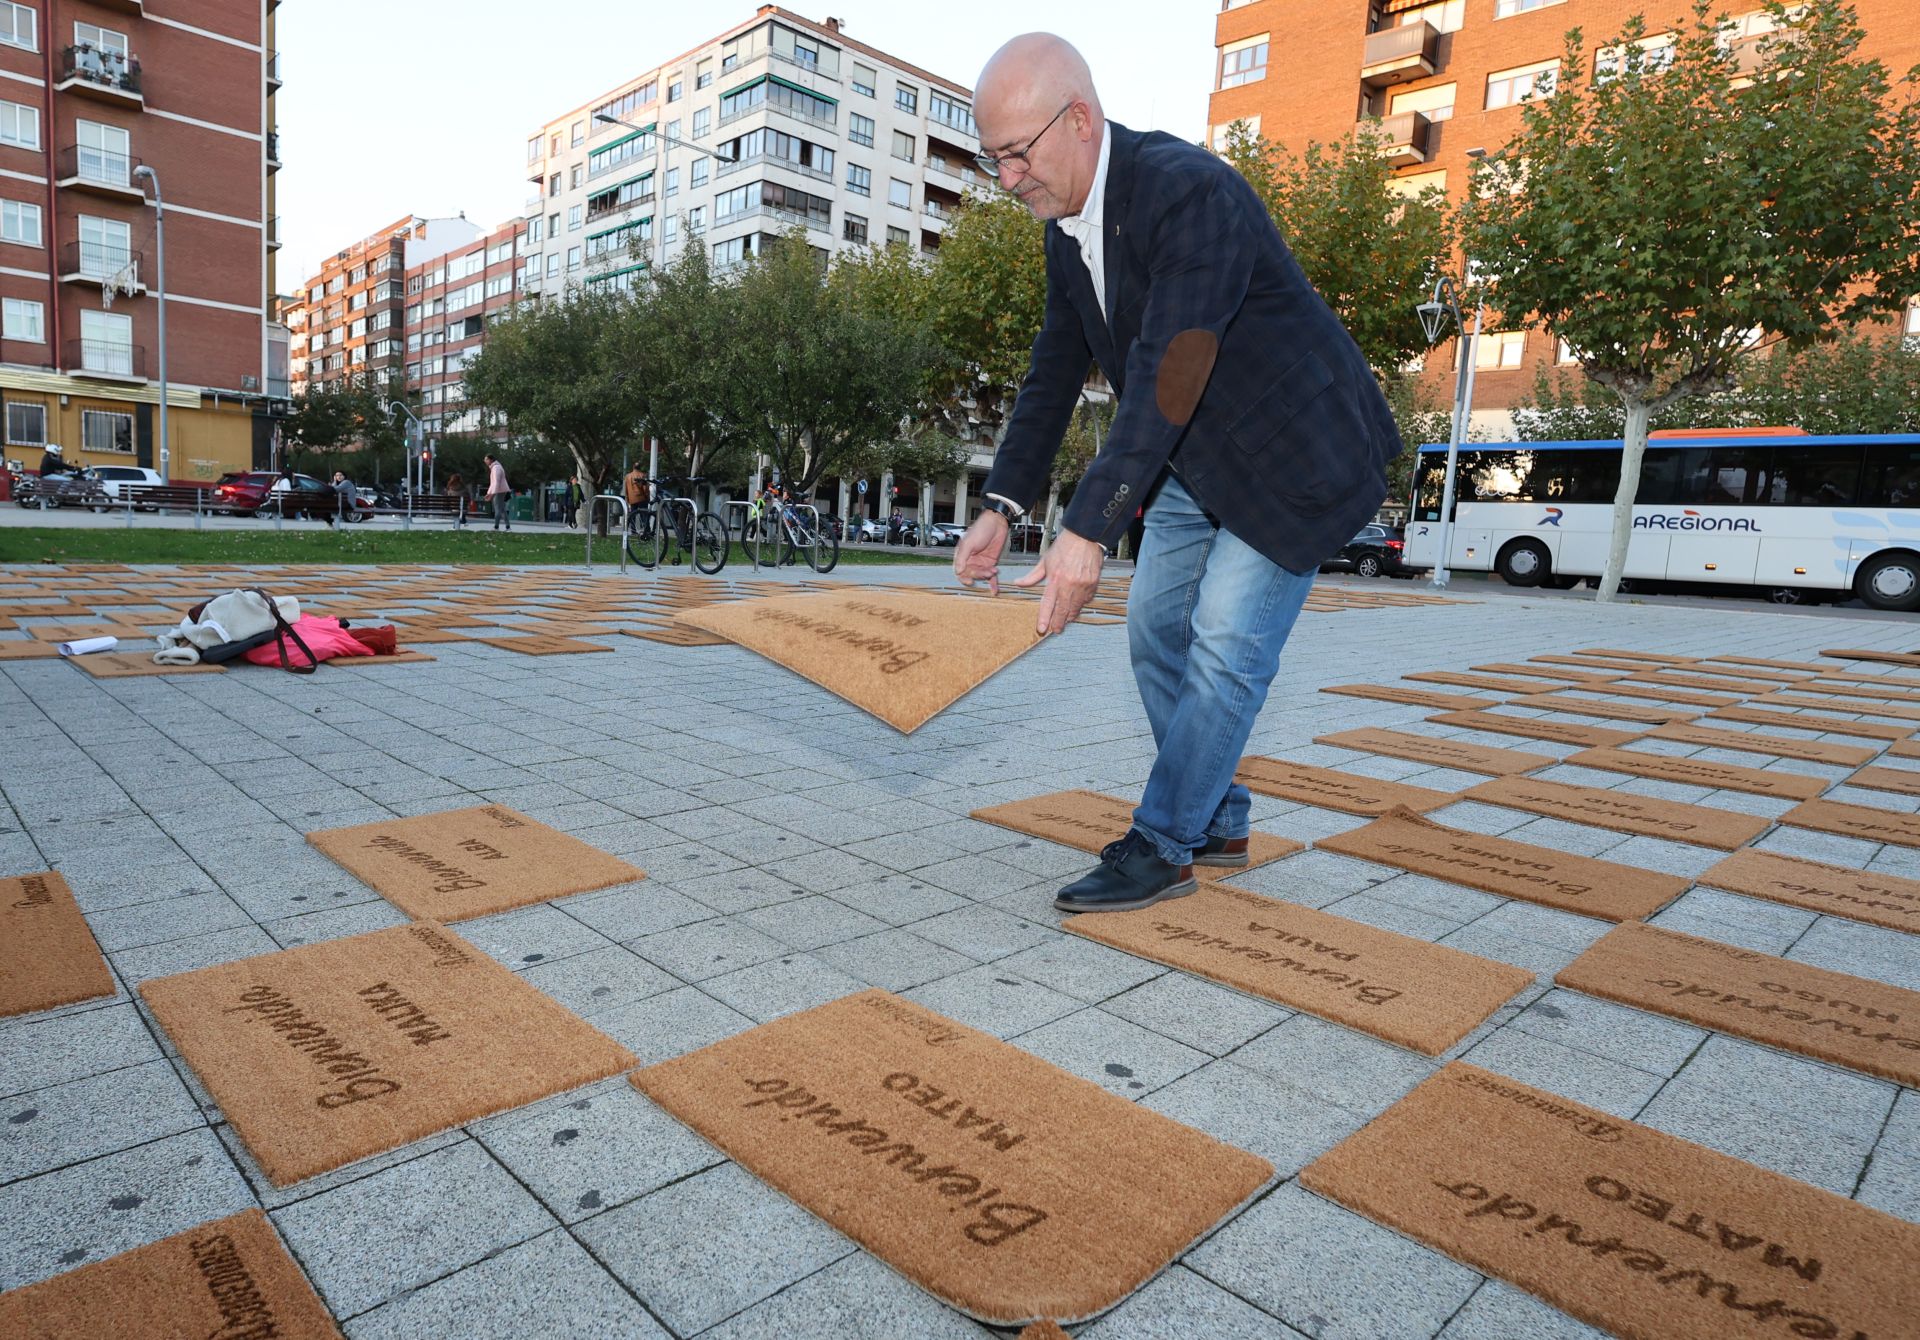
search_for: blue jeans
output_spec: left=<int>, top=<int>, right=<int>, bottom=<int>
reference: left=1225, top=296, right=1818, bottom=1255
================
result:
left=1127, top=472, right=1313, bottom=865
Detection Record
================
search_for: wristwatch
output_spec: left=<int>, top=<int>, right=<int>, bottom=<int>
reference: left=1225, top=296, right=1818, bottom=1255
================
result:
left=979, top=498, right=1021, bottom=522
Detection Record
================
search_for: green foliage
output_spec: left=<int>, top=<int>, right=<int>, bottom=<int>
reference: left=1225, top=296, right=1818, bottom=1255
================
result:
left=1055, top=397, right=1110, bottom=487
left=1381, top=374, right=1453, bottom=502
left=627, top=247, right=754, bottom=484
left=284, top=375, right=409, bottom=481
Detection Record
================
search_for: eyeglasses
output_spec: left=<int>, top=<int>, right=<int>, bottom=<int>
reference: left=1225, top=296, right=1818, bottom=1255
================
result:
left=974, top=102, right=1073, bottom=179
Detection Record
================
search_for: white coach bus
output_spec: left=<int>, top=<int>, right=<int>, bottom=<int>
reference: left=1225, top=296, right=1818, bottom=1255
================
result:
left=1402, top=429, right=1920, bottom=612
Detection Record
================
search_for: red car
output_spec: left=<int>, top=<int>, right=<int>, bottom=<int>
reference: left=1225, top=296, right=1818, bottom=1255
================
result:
left=211, top=471, right=343, bottom=520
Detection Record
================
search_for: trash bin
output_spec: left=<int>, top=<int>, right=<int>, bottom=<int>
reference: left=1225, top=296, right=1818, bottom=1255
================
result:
left=509, top=493, right=534, bottom=522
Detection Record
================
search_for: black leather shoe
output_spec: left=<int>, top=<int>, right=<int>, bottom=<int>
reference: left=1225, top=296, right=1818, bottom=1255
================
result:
left=1194, top=833, right=1251, bottom=867
left=1053, top=831, right=1197, bottom=913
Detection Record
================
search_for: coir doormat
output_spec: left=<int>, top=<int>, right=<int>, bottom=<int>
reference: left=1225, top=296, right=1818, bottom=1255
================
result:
left=1424, top=709, right=1640, bottom=749
left=1762, top=691, right=1920, bottom=722
left=0, top=1208, right=340, bottom=1339
left=307, top=804, right=643, bottom=922
left=1514, top=692, right=1700, bottom=724
left=71, top=652, right=225, bottom=678
left=141, top=922, right=637, bottom=1185
left=1848, top=765, right=1920, bottom=798
left=1705, top=704, right=1912, bottom=742
left=629, top=989, right=1272, bottom=1326
left=677, top=589, right=1045, bottom=733
left=1064, top=882, right=1530, bottom=1055
left=1234, top=757, right=1454, bottom=816
left=1321, top=683, right=1500, bottom=711
left=1555, top=921, right=1920, bottom=1088
left=1470, top=661, right=1621, bottom=684
left=1645, top=720, right=1876, bottom=767
left=1314, top=727, right=1554, bottom=776
left=969, top=790, right=1302, bottom=871
left=473, top=634, right=613, bottom=656
left=0, top=639, right=59, bottom=660
left=1700, top=848, right=1920, bottom=936
left=1299, top=1062, right=1920, bottom=1340
left=1777, top=797, right=1920, bottom=850
left=1315, top=807, right=1683, bottom=922
left=1405, top=670, right=1563, bottom=697
left=1463, top=777, right=1768, bottom=850
left=1819, top=647, right=1920, bottom=669
left=0, top=871, right=114, bottom=1017
left=1560, top=746, right=1827, bottom=800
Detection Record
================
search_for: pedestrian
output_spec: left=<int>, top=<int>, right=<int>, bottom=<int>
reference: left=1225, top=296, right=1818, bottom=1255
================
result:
left=444, top=471, right=467, bottom=527
left=483, top=453, right=511, bottom=530
left=565, top=474, right=582, bottom=529
left=887, top=507, right=903, bottom=544
left=329, top=470, right=360, bottom=525
left=952, top=34, right=1399, bottom=912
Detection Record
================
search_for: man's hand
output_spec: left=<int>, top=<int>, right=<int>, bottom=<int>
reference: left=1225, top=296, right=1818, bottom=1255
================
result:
left=953, top=511, right=1010, bottom=595
left=1013, top=529, right=1104, bottom=636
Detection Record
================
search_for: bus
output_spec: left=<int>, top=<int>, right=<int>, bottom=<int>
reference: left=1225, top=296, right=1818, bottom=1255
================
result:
left=1402, top=430, right=1920, bottom=612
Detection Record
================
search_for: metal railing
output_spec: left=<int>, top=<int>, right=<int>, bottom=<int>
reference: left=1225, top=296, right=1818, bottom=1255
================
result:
left=585, top=494, right=629, bottom=573
left=56, top=145, right=141, bottom=190
left=1361, top=22, right=1440, bottom=87
left=60, top=241, right=143, bottom=284
left=65, top=339, right=145, bottom=377
left=59, top=45, right=142, bottom=95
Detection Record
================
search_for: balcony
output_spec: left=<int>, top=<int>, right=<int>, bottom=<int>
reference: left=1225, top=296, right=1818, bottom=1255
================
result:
left=924, top=154, right=985, bottom=193
left=715, top=150, right=831, bottom=183
left=714, top=202, right=829, bottom=234
left=55, top=46, right=143, bottom=104
left=59, top=242, right=148, bottom=292
left=524, top=195, right=544, bottom=216
left=66, top=339, right=146, bottom=381
left=55, top=146, right=144, bottom=199
left=266, top=50, right=282, bottom=90
left=266, top=216, right=282, bottom=250
left=1361, top=23, right=1440, bottom=89
left=1365, top=112, right=1431, bottom=167
left=266, top=131, right=281, bottom=172
left=93, top=0, right=142, bottom=11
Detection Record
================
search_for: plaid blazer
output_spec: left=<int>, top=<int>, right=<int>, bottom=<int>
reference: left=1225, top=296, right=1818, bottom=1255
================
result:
left=982, top=123, right=1401, bottom=573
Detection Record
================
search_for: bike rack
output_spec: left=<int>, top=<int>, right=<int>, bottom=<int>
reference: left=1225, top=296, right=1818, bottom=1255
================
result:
left=722, top=499, right=760, bottom=572
left=586, top=494, right=629, bottom=575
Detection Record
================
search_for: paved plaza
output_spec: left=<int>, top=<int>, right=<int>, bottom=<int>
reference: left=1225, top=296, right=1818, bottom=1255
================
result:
left=1, top=562, right=1917, bottom=1339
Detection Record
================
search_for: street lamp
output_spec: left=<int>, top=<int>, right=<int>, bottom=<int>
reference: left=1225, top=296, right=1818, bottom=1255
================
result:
left=1415, top=271, right=1485, bottom=590
left=131, top=166, right=167, bottom=482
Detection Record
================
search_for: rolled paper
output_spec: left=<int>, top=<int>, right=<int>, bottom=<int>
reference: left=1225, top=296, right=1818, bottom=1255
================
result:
left=58, top=636, right=118, bottom=657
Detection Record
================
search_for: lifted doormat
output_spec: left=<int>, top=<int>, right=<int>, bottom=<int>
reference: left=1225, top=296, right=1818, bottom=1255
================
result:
left=307, top=804, right=643, bottom=922
left=1819, top=647, right=1920, bottom=669
left=140, top=922, right=636, bottom=1185
left=1314, top=726, right=1554, bottom=777
left=676, top=589, right=1045, bottom=733
left=1644, top=720, right=1876, bottom=767
left=1234, top=757, right=1454, bottom=816
left=1699, top=847, right=1920, bottom=936
left=1320, top=683, right=1501, bottom=712
left=1299, top=1062, right=1920, bottom=1340
left=69, top=653, right=225, bottom=678
left=1424, top=709, right=1640, bottom=750
left=1315, top=807, right=1684, bottom=922
left=630, top=989, right=1272, bottom=1326
left=1778, top=796, right=1920, bottom=850
left=1556, top=921, right=1920, bottom=1088
left=0, top=871, right=114, bottom=1018
left=971, top=790, right=1301, bottom=870
left=1064, top=882, right=1530, bottom=1055
left=0, top=1208, right=340, bottom=1340
left=1463, top=777, right=1768, bottom=850
left=1561, top=746, right=1828, bottom=800
left=1705, top=704, right=1912, bottom=742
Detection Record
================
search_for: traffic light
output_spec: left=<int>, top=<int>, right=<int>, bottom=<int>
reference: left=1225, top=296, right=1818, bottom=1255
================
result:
left=890, top=485, right=898, bottom=498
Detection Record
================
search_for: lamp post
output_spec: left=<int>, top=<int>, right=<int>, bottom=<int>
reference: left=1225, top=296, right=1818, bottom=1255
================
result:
left=132, top=166, right=166, bottom=482
left=1415, top=272, right=1484, bottom=590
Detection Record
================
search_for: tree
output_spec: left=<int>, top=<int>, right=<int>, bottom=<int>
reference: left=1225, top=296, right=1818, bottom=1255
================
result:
left=627, top=246, right=754, bottom=490
left=922, top=192, right=1050, bottom=439
left=1037, top=396, right=1109, bottom=553
left=1381, top=374, right=1457, bottom=507
left=284, top=374, right=409, bottom=481
left=1462, top=0, right=1920, bottom=600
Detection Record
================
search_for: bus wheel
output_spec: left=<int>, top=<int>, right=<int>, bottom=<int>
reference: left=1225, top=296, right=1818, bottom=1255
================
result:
left=1763, top=586, right=1812, bottom=606
left=1855, top=551, right=1920, bottom=613
left=1496, top=539, right=1551, bottom=588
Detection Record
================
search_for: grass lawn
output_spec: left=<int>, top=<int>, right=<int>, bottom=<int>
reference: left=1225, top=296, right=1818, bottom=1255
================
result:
left=0, top=527, right=950, bottom=568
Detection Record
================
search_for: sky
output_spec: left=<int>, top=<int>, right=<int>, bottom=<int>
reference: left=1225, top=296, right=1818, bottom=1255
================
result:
left=275, top=1, right=1219, bottom=289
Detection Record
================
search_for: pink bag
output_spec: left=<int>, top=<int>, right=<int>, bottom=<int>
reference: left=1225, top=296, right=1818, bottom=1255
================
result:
left=241, top=614, right=375, bottom=669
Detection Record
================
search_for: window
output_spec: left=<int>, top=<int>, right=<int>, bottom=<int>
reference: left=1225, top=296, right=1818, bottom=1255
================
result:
left=593, top=81, right=656, bottom=126
left=548, top=173, right=560, bottom=197
left=1391, top=82, right=1456, bottom=123
left=587, top=172, right=654, bottom=221
left=0, top=3, right=34, bottom=53
left=1907, top=302, right=1920, bottom=338
left=371, top=309, right=392, bottom=330
left=527, top=135, right=541, bottom=163
left=719, top=127, right=834, bottom=177
left=586, top=217, right=652, bottom=261
left=667, top=79, right=682, bottom=102
left=546, top=253, right=560, bottom=278
left=1, top=198, right=40, bottom=245
left=887, top=225, right=909, bottom=246
left=350, top=265, right=366, bottom=283
left=82, top=409, right=133, bottom=454
left=665, top=167, right=679, bottom=197
left=843, top=213, right=867, bottom=245
left=692, top=107, right=710, bottom=139
left=928, top=92, right=975, bottom=135
left=667, top=119, right=680, bottom=145
left=348, top=318, right=365, bottom=339
left=1486, top=59, right=1557, bottom=109
left=1219, top=35, right=1268, bottom=89
left=720, top=76, right=837, bottom=127
left=6, top=401, right=44, bottom=444
left=0, top=99, right=37, bottom=150
left=76, top=120, right=129, bottom=185
left=687, top=206, right=704, bottom=235
left=1494, top=0, right=1566, bottom=16
left=349, top=289, right=367, bottom=310
left=895, top=84, right=917, bottom=114
left=1456, top=329, right=1526, bottom=370
left=665, top=215, right=678, bottom=243
left=1557, top=338, right=1579, bottom=365
left=527, top=217, right=544, bottom=243
left=892, top=130, right=914, bottom=162
left=549, top=212, right=559, bottom=235
left=570, top=164, right=583, bottom=189
left=1595, top=32, right=1678, bottom=82
left=551, top=134, right=560, bottom=155
left=567, top=246, right=581, bottom=270
left=568, top=204, right=583, bottom=230
left=590, top=128, right=655, bottom=179
left=1396, top=1, right=1465, bottom=33
left=3, top=296, right=41, bottom=341
left=77, top=214, right=130, bottom=278
left=852, top=64, right=876, bottom=97
left=849, top=113, right=874, bottom=147
left=696, top=59, right=713, bottom=90
left=1385, top=168, right=1447, bottom=199
left=571, top=120, right=585, bottom=146
left=714, top=180, right=832, bottom=229
left=1209, top=117, right=1259, bottom=152
left=888, top=178, right=911, bottom=209
left=691, top=157, right=708, bottom=187
left=847, top=163, right=870, bottom=196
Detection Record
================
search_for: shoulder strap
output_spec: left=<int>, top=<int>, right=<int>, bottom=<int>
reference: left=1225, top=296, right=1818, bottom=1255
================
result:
left=250, top=587, right=317, bottom=674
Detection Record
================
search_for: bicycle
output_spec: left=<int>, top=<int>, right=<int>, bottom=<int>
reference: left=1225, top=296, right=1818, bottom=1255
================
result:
left=627, top=475, right=729, bottom=574
left=744, top=484, right=839, bottom=573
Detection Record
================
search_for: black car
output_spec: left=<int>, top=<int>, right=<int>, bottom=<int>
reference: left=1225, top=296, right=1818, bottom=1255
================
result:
left=1321, top=523, right=1409, bottom=578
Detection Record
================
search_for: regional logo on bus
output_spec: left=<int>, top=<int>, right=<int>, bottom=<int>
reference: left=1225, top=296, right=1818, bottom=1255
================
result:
left=1632, top=509, right=1763, bottom=532
left=1538, top=507, right=1563, bottom=527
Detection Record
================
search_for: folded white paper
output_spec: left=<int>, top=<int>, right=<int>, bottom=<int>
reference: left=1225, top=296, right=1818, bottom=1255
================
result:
left=58, top=636, right=118, bottom=657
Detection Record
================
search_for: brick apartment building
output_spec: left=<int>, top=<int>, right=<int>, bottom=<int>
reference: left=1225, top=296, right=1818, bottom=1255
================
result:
left=1207, top=0, right=1920, bottom=430
left=0, top=0, right=287, bottom=485
left=402, top=218, right=525, bottom=440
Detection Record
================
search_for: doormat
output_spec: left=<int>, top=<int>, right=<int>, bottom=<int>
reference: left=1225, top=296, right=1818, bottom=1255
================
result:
left=676, top=589, right=1046, bottom=733
left=0, top=1208, right=339, bottom=1340
left=1820, top=648, right=1920, bottom=669
left=1705, top=704, right=1911, bottom=742
left=1645, top=720, right=1875, bottom=767
left=1314, top=727, right=1554, bottom=777
left=1701, top=847, right=1920, bottom=936
left=0, top=639, right=57, bottom=660
left=629, top=989, right=1273, bottom=1326
left=1470, top=661, right=1621, bottom=684
left=1425, top=709, right=1640, bottom=749
left=1315, top=807, right=1683, bottom=921
left=1893, top=740, right=1920, bottom=759
left=1064, top=882, right=1530, bottom=1055
left=141, top=922, right=637, bottom=1185
left=1764, top=691, right=1920, bottom=722
left=1575, top=647, right=1698, bottom=664
left=970, top=790, right=1302, bottom=871
left=1463, top=777, right=1768, bottom=850
left=1848, top=765, right=1920, bottom=798
left=332, top=651, right=435, bottom=666
left=1539, top=681, right=1737, bottom=709
left=625, top=625, right=731, bottom=647
left=1513, top=693, right=1699, bottom=724
left=1561, top=746, right=1827, bottom=800
left=1556, top=921, right=1920, bottom=1088
left=1797, top=679, right=1920, bottom=703
left=70, top=653, right=225, bottom=678
left=0, top=871, right=114, bottom=1018
left=1299, top=1062, right=1920, bottom=1340
left=1778, top=797, right=1920, bottom=850
left=1321, top=683, right=1501, bottom=711
left=307, top=805, right=644, bottom=922
left=1234, top=757, right=1454, bottom=816
left=1626, top=669, right=1785, bottom=696
left=1530, top=653, right=1664, bottom=673
left=1704, top=653, right=1828, bottom=673
left=473, top=635, right=613, bottom=656
left=1406, top=670, right=1564, bottom=697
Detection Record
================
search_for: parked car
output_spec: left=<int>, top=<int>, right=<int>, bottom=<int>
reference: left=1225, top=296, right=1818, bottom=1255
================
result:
left=210, top=471, right=342, bottom=520
left=91, top=465, right=166, bottom=508
left=851, top=517, right=888, bottom=542
left=1008, top=521, right=1046, bottom=553
left=1321, top=524, right=1410, bottom=578
left=924, top=522, right=965, bottom=547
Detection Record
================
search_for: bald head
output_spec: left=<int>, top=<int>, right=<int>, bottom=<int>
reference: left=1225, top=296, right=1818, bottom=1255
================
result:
left=975, top=34, right=1104, bottom=221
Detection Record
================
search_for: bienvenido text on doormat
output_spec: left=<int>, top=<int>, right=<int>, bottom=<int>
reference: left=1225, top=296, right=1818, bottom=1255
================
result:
left=0, top=870, right=114, bottom=1018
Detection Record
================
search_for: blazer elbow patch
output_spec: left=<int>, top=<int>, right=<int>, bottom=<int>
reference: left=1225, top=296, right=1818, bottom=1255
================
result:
left=1156, top=329, right=1218, bottom=426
